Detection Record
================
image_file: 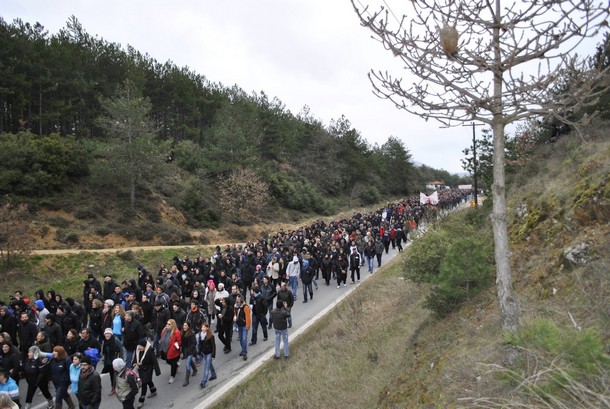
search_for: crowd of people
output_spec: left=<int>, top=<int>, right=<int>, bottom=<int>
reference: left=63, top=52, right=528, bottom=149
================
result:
left=0, top=191, right=468, bottom=409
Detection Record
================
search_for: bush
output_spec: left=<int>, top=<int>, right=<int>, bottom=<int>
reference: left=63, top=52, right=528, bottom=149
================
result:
left=403, top=229, right=450, bottom=284
left=55, top=230, right=80, bottom=244
left=424, top=237, right=494, bottom=317
left=499, top=319, right=610, bottom=403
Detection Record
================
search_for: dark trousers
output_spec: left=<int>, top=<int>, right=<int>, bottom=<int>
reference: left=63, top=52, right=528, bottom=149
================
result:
left=218, top=323, right=233, bottom=350
left=26, top=378, right=53, bottom=403
left=251, top=314, right=268, bottom=343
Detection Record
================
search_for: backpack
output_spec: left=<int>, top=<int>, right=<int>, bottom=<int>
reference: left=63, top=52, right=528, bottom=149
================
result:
left=116, top=368, right=141, bottom=401
left=84, top=348, right=101, bottom=367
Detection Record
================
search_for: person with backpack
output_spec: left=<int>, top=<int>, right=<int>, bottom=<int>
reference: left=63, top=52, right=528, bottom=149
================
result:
left=132, top=339, right=160, bottom=409
left=113, top=358, right=139, bottom=409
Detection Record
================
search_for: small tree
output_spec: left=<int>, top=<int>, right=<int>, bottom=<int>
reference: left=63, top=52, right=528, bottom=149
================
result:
left=0, top=200, right=33, bottom=267
left=97, top=79, right=165, bottom=209
left=352, top=0, right=609, bottom=331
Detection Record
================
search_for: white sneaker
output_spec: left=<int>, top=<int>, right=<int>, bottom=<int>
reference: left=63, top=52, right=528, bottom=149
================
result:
left=343, top=283, right=346, bottom=287
left=169, top=376, right=175, bottom=384
left=337, top=285, right=340, bottom=288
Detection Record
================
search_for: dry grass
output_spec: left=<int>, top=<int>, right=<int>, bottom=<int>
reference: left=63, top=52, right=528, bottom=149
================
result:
left=210, top=255, right=431, bottom=409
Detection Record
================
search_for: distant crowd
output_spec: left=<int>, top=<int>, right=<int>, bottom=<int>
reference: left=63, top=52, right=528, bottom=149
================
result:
left=0, top=190, right=469, bottom=409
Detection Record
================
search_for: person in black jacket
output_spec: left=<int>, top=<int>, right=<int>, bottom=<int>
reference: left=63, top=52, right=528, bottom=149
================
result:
left=43, top=314, right=63, bottom=348
left=22, top=346, right=54, bottom=409
left=270, top=299, right=291, bottom=359
left=132, top=339, right=160, bottom=409
left=122, top=312, right=144, bottom=370
left=180, top=322, right=197, bottom=387
left=0, top=308, right=17, bottom=348
left=0, top=342, right=20, bottom=383
left=215, top=298, right=233, bottom=353
left=48, top=346, right=76, bottom=409
left=76, top=355, right=101, bottom=409
left=151, top=301, right=170, bottom=357
left=196, top=322, right=216, bottom=389
left=18, top=312, right=38, bottom=368
left=101, top=329, right=123, bottom=396
left=248, top=286, right=268, bottom=345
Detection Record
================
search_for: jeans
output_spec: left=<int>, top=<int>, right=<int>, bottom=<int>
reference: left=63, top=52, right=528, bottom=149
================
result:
left=274, top=328, right=289, bottom=357
left=186, top=354, right=196, bottom=374
left=289, top=276, right=299, bottom=299
left=302, top=283, right=313, bottom=300
left=237, top=326, right=248, bottom=356
left=376, top=253, right=382, bottom=267
left=251, top=314, right=268, bottom=343
left=125, top=349, right=134, bottom=369
left=199, top=353, right=217, bottom=386
left=367, top=257, right=374, bottom=272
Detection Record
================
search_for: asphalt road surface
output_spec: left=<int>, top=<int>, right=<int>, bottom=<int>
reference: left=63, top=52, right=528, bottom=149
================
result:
left=24, top=244, right=404, bottom=409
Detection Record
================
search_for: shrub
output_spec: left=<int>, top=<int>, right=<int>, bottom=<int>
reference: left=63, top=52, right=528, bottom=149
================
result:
left=403, top=229, right=450, bottom=284
left=55, top=230, right=80, bottom=244
left=424, top=237, right=494, bottom=317
left=498, top=319, right=610, bottom=403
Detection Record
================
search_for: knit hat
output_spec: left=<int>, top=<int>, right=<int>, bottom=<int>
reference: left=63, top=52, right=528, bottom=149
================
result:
left=137, top=338, right=147, bottom=347
left=112, top=358, right=126, bottom=372
left=104, top=328, right=113, bottom=336
left=35, top=299, right=44, bottom=311
left=81, top=355, right=91, bottom=365
left=104, top=299, right=114, bottom=307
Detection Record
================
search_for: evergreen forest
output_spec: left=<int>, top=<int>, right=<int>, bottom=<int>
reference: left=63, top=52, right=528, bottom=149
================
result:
left=0, top=16, right=469, bottom=237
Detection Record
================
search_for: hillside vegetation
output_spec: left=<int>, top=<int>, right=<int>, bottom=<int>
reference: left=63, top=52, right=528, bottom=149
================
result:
left=0, top=16, right=469, bottom=252
left=210, top=124, right=609, bottom=408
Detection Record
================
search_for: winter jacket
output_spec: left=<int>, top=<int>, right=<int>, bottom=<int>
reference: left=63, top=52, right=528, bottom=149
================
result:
left=0, top=375, right=19, bottom=400
left=122, top=318, right=145, bottom=352
left=161, top=329, right=181, bottom=361
left=69, top=363, right=81, bottom=393
left=197, top=331, right=216, bottom=358
left=23, top=356, right=51, bottom=388
left=115, top=368, right=138, bottom=403
left=132, top=342, right=160, bottom=385
left=181, top=330, right=197, bottom=357
left=270, top=307, right=291, bottom=331
left=49, top=356, right=70, bottom=387
left=77, top=366, right=101, bottom=406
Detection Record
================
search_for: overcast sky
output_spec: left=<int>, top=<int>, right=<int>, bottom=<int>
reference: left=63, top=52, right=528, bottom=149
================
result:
left=2, top=1, right=604, bottom=174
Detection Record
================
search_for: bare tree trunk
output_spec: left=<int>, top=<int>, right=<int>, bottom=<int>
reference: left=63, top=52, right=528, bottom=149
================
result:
left=491, top=0, right=519, bottom=331
left=491, top=120, right=520, bottom=331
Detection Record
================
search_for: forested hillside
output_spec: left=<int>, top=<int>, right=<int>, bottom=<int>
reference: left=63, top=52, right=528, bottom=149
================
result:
left=0, top=16, right=470, bottom=248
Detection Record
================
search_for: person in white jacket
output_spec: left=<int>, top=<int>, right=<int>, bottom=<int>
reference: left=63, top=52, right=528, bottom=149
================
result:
left=286, top=255, right=301, bottom=301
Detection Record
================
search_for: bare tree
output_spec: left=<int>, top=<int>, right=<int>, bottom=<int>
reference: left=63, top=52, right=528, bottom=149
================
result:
left=217, top=168, right=270, bottom=224
left=0, top=201, right=33, bottom=267
left=352, top=0, right=609, bottom=331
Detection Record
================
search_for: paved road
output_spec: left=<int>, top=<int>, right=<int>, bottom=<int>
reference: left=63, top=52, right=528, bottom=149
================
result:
left=24, top=244, right=405, bottom=409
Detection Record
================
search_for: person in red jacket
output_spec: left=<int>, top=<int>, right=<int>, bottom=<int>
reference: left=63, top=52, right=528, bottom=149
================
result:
left=159, top=319, right=181, bottom=384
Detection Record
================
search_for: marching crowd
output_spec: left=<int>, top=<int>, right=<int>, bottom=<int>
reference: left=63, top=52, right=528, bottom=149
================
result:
left=0, top=192, right=468, bottom=409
